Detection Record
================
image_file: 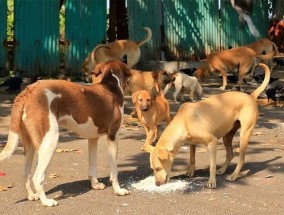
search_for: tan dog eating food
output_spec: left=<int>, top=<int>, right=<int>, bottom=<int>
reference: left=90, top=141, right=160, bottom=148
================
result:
left=146, top=63, right=270, bottom=189
left=195, top=47, right=274, bottom=91
left=0, top=61, right=131, bottom=207
left=82, top=27, right=152, bottom=75
left=132, top=89, right=171, bottom=151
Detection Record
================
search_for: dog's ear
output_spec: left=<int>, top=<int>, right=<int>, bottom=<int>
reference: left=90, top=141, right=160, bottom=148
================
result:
left=132, top=91, right=139, bottom=103
left=157, top=149, right=169, bottom=160
left=91, top=68, right=104, bottom=84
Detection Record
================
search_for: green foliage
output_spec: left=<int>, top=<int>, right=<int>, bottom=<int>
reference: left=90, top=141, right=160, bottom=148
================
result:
left=7, top=0, right=14, bottom=41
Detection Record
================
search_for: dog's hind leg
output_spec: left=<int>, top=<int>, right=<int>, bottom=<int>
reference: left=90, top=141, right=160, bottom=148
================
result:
left=173, top=85, right=182, bottom=103
left=107, top=136, right=130, bottom=195
left=226, top=124, right=254, bottom=181
left=163, top=83, right=172, bottom=95
left=88, top=138, right=105, bottom=190
left=186, top=144, right=196, bottom=177
left=32, top=125, right=59, bottom=207
left=22, top=132, right=38, bottom=201
left=217, top=122, right=240, bottom=175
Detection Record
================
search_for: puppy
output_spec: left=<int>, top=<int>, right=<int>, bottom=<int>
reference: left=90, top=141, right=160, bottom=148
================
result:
left=145, top=63, right=270, bottom=189
left=245, top=38, right=279, bottom=70
left=0, top=60, right=131, bottom=207
left=163, top=72, right=202, bottom=103
left=132, top=89, right=171, bottom=151
left=82, top=27, right=152, bottom=75
left=195, top=47, right=274, bottom=91
left=252, top=65, right=279, bottom=84
left=266, top=82, right=284, bottom=105
left=0, top=76, right=23, bottom=93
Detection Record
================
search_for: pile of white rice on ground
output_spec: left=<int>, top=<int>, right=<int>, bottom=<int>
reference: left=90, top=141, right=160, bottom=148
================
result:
left=128, top=175, right=205, bottom=193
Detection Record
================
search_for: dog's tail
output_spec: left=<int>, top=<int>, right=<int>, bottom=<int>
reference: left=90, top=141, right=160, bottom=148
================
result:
left=137, top=27, right=152, bottom=47
left=91, top=44, right=111, bottom=65
left=251, top=63, right=271, bottom=100
left=0, top=91, right=25, bottom=161
left=257, top=51, right=275, bottom=61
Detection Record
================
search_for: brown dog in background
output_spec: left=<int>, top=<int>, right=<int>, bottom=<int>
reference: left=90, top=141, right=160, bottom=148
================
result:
left=132, top=89, right=171, bottom=151
left=146, top=63, right=270, bottom=189
left=125, top=69, right=167, bottom=95
left=245, top=38, right=279, bottom=70
left=82, top=27, right=152, bottom=75
left=195, top=47, right=274, bottom=90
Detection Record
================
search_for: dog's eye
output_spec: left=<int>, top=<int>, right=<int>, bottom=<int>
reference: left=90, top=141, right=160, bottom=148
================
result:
left=155, top=167, right=160, bottom=171
left=147, top=98, right=151, bottom=101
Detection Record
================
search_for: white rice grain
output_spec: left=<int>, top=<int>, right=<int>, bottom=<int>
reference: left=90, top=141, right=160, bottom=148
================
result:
left=130, top=176, right=201, bottom=193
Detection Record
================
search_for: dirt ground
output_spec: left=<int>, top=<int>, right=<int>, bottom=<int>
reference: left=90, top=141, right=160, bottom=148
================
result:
left=0, top=70, right=284, bottom=215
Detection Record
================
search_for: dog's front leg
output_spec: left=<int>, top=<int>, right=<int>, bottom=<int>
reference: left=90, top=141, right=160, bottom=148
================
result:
left=207, top=140, right=217, bottom=188
left=142, top=127, right=155, bottom=151
left=163, top=83, right=172, bottom=95
left=88, top=138, right=105, bottom=190
left=219, top=70, right=227, bottom=91
left=186, top=144, right=196, bottom=177
left=107, top=137, right=130, bottom=196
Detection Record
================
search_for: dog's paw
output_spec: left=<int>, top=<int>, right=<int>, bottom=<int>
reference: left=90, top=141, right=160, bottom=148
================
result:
left=91, top=182, right=106, bottom=190
left=226, top=173, right=238, bottom=181
left=207, top=178, right=217, bottom=189
left=219, top=86, right=226, bottom=91
left=28, top=193, right=39, bottom=201
left=216, top=167, right=226, bottom=175
left=185, top=167, right=195, bottom=177
left=115, top=188, right=130, bottom=196
left=41, top=199, right=59, bottom=207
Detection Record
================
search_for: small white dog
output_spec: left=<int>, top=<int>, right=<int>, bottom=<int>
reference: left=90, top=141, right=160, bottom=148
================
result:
left=163, top=72, right=203, bottom=103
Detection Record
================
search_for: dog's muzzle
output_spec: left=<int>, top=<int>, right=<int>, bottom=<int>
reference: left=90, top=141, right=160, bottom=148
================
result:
left=140, top=106, right=149, bottom=111
left=155, top=175, right=168, bottom=186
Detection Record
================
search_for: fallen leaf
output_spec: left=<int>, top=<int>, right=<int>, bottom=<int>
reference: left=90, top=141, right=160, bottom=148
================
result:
left=197, top=148, right=207, bottom=153
left=0, top=171, right=6, bottom=176
left=56, top=148, right=81, bottom=153
left=265, top=175, right=274, bottom=178
left=48, top=173, right=62, bottom=179
left=273, top=149, right=283, bottom=152
left=252, top=131, right=263, bottom=136
left=0, top=183, right=14, bottom=192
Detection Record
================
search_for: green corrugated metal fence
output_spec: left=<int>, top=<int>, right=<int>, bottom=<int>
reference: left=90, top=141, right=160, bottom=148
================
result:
left=14, top=0, right=60, bottom=76
left=65, top=0, right=106, bottom=75
left=127, top=0, right=162, bottom=60
left=220, top=0, right=270, bottom=48
left=128, top=0, right=272, bottom=61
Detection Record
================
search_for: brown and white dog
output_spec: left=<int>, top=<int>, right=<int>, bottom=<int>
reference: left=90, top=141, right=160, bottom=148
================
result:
left=146, top=63, right=270, bottom=189
left=0, top=61, right=131, bottom=207
left=82, top=27, right=152, bottom=76
left=195, top=47, right=274, bottom=91
left=163, top=72, right=203, bottom=103
left=245, top=38, right=279, bottom=70
left=132, top=89, right=171, bottom=152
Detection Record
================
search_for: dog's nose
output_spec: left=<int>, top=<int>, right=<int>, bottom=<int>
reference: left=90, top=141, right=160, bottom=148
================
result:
left=155, top=182, right=161, bottom=186
left=141, top=106, right=148, bottom=111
